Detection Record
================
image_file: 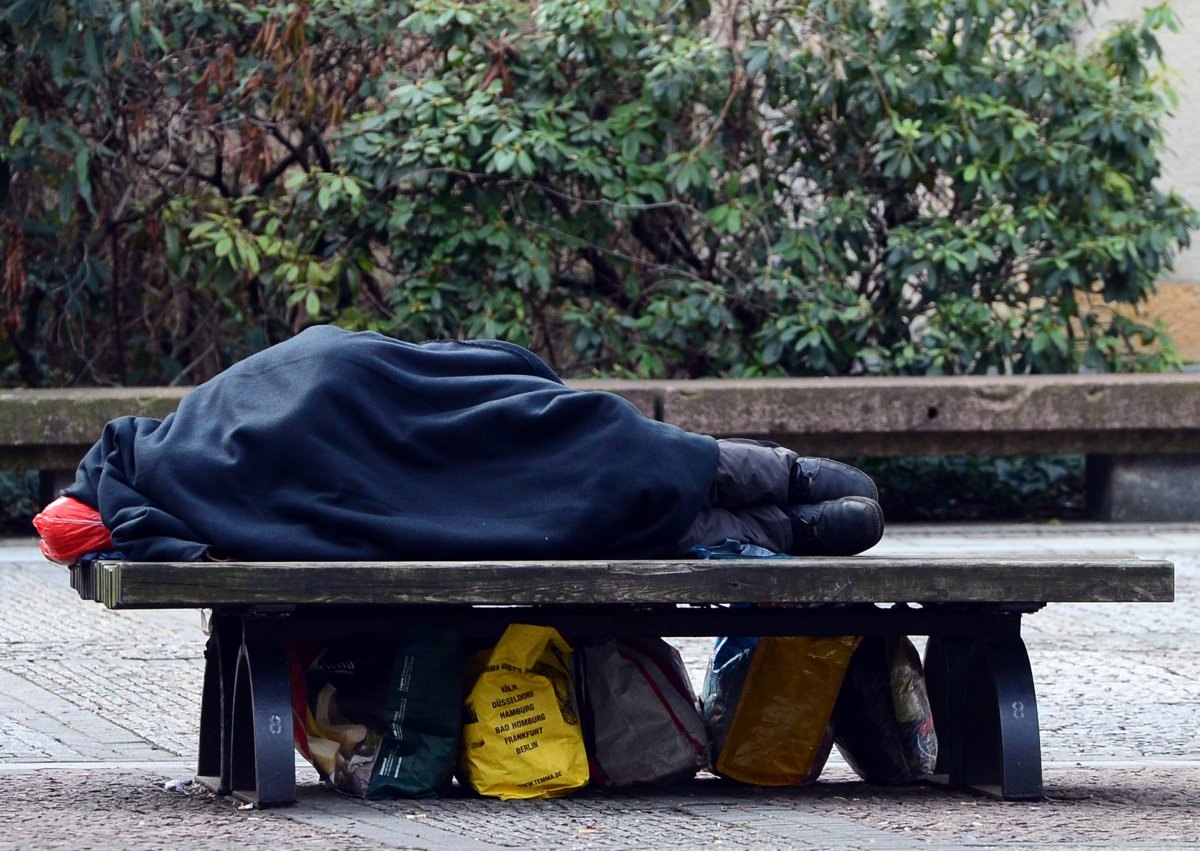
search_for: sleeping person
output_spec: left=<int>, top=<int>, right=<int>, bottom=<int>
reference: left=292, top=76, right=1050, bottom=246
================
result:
left=42, top=326, right=883, bottom=563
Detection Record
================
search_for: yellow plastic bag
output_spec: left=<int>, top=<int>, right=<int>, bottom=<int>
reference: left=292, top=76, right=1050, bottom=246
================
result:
left=460, top=624, right=589, bottom=799
left=705, top=635, right=861, bottom=786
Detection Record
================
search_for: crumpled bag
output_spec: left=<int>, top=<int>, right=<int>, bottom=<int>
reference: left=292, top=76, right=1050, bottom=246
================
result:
left=460, top=624, right=589, bottom=799
left=32, top=496, right=113, bottom=565
left=576, top=637, right=709, bottom=786
left=288, top=629, right=463, bottom=799
left=832, top=635, right=938, bottom=784
left=702, top=634, right=860, bottom=786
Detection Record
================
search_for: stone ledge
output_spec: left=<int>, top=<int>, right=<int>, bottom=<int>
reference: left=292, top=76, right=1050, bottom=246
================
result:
left=5, top=376, right=1200, bottom=521
left=0, top=388, right=188, bottom=467
left=648, top=373, right=1200, bottom=456
left=5, top=374, right=1200, bottom=460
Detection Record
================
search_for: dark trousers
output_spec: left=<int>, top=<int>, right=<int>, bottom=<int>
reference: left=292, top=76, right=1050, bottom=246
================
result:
left=677, top=439, right=796, bottom=554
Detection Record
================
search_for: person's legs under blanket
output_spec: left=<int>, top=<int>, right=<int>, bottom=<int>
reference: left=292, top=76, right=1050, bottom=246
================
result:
left=684, top=439, right=885, bottom=556
left=707, top=439, right=794, bottom=509
left=710, top=439, right=878, bottom=508
left=680, top=504, right=795, bottom=553
left=678, top=499, right=884, bottom=557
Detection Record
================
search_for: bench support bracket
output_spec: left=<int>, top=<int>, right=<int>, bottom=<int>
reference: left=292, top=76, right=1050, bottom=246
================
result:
left=195, top=613, right=238, bottom=796
left=228, top=619, right=297, bottom=806
left=925, top=634, right=1042, bottom=800
left=196, top=616, right=296, bottom=807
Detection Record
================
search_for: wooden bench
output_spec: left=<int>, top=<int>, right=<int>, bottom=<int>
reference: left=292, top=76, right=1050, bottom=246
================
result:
left=9, top=372, right=1200, bottom=518
left=69, top=554, right=1174, bottom=806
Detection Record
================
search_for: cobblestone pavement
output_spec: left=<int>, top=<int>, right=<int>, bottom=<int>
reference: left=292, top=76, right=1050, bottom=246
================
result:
left=0, top=524, right=1197, bottom=849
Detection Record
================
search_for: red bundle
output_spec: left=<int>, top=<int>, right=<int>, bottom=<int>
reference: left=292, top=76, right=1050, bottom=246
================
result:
left=32, top=496, right=113, bottom=565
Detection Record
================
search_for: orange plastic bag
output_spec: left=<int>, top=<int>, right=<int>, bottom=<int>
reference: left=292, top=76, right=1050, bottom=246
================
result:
left=702, top=635, right=861, bottom=786
left=32, top=496, right=113, bottom=565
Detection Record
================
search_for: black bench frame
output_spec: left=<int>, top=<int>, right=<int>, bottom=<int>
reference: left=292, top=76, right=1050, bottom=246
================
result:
left=70, top=556, right=1174, bottom=807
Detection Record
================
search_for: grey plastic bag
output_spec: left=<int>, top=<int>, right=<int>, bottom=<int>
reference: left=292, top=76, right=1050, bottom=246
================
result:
left=576, top=637, right=710, bottom=786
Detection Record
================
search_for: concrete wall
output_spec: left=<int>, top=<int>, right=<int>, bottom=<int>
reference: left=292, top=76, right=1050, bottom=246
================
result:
left=1085, top=1, right=1200, bottom=362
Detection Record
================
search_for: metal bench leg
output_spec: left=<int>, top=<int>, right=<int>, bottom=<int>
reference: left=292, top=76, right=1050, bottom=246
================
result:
left=195, top=615, right=239, bottom=795
left=960, top=637, right=1043, bottom=800
left=228, top=621, right=297, bottom=807
left=923, top=635, right=973, bottom=785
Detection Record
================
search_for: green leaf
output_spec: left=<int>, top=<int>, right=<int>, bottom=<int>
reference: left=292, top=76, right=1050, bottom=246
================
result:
left=8, top=116, right=29, bottom=146
left=746, top=45, right=770, bottom=76
left=163, top=225, right=179, bottom=261
left=74, top=147, right=93, bottom=210
left=674, top=165, right=692, bottom=194
left=492, top=148, right=516, bottom=173
left=82, top=28, right=102, bottom=75
left=237, top=238, right=260, bottom=275
left=148, top=24, right=167, bottom=51
left=5, top=0, right=37, bottom=27
left=762, top=337, right=783, bottom=365
left=706, top=204, right=729, bottom=227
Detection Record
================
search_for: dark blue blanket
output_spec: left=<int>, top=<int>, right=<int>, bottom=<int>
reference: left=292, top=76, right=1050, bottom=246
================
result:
left=66, top=326, right=718, bottom=562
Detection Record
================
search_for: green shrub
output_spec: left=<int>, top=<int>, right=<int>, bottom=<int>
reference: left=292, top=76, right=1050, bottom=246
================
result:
left=859, top=454, right=1086, bottom=521
left=1, top=0, right=1195, bottom=384
left=0, top=470, right=38, bottom=534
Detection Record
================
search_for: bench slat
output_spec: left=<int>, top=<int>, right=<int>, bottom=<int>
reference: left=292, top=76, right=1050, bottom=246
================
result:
left=89, top=557, right=1174, bottom=609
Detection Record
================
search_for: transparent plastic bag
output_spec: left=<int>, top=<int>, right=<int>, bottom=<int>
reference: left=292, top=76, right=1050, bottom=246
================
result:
left=832, top=635, right=938, bottom=784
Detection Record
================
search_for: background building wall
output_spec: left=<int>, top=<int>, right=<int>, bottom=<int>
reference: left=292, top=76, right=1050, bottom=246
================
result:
left=1086, top=1, right=1200, bottom=362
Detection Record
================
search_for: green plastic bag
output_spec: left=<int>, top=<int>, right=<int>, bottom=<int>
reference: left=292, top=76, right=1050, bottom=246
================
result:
left=289, top=628, right=463, bottom=798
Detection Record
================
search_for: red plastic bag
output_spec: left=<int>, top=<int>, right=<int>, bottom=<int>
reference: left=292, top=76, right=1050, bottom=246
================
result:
left=32, top=496, right=113, bottom=565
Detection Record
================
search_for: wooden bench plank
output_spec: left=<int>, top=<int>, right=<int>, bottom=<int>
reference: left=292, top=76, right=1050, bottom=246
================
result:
left=88, top=557, right=1174, bottom=609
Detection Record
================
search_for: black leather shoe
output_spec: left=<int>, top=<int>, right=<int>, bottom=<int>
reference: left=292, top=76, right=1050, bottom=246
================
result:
left=785, top=496, right=884, bottom=556
left=789, top=457, right=879, bottom=504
